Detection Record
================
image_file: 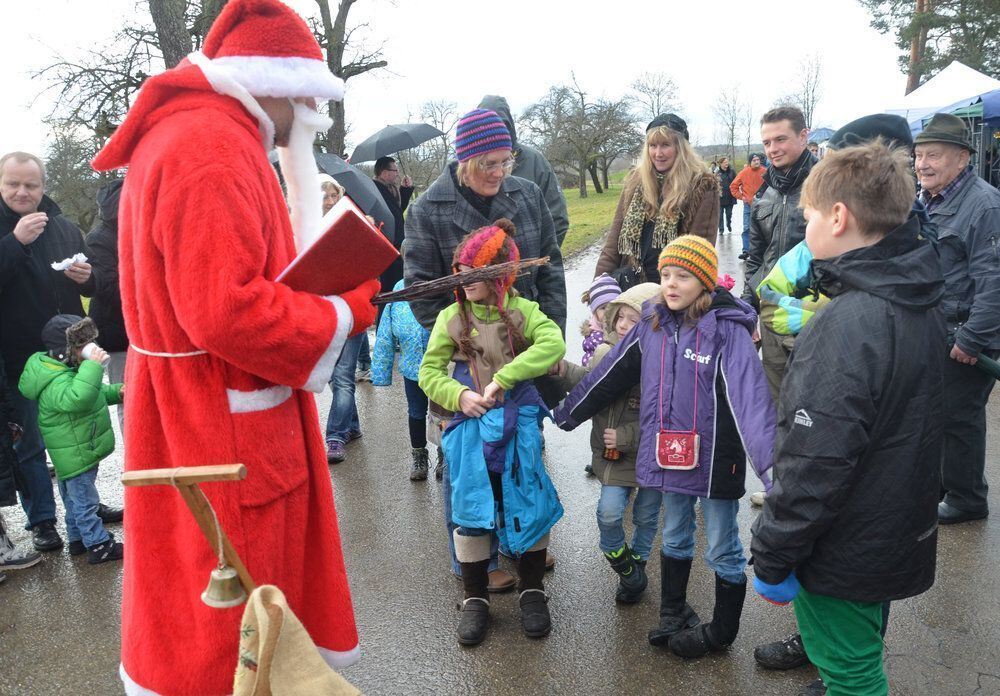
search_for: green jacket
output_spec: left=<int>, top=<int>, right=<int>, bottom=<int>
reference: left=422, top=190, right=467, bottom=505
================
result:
left=18, top=353, right=123, bottom=481
left=419, top=294, right=565, bottom=413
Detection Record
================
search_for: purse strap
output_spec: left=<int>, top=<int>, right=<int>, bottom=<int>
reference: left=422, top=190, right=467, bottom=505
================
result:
left=658, top=322, right=699, bottom=433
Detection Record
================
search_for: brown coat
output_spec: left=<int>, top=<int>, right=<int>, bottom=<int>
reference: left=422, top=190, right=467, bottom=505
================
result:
left=595, top=170, right=719, bottom=279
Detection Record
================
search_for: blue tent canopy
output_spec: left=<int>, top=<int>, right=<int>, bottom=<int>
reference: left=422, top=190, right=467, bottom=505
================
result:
left=909, top=88, right=1000, bottom=135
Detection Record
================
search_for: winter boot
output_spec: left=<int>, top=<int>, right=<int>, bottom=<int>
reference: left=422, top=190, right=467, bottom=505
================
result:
left=648, top=554, right=700, bottom=646
left=517, top=548, right=551, bottom=637
left=668, top=573, right=747, bottom=658
left=409, top=447, right=429, bottom=481
left=603, top=544, right=647, bottom=604
left=434, top=450, right=445, bottom=481
left=457, top=559, right=491, bottom=645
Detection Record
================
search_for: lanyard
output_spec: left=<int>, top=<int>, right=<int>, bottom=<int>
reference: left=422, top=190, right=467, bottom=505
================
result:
left=657, top=322, right=699, bottom=433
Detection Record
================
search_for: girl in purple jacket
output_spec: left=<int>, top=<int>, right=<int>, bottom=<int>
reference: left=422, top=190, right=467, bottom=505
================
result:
left=554, top=235, right=775, bottom=660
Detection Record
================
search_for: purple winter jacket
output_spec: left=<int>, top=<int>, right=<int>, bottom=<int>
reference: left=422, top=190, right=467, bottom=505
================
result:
left=554, top=290, right=775, bottom=499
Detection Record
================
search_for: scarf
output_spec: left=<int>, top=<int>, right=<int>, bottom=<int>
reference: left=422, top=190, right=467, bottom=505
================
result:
left=763, top=149, right=817, bottom=196
left=617, top=176, right=679, bottom=266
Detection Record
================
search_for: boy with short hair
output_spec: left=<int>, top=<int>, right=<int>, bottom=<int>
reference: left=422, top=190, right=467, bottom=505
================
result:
left=18, top=315, right=124, bottom=565
left=751, top=141, right=946, bottom=696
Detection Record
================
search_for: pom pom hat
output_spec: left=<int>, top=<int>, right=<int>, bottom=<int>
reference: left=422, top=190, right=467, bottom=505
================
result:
left=588, top=274, right=622, bottom=313
left=452, top=218, right=521, bottom=310
left=657, top=235, right=718, bottom=293
left=455, top=109, right=513, bottom=162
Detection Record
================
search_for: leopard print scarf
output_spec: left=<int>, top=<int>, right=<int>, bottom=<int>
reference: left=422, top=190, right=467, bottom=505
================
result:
left=617, top=180, right=679, bottom=266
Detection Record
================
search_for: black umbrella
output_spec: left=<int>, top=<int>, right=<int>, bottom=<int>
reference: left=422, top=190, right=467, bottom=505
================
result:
left=349, top=123, right=446, bottom=164
left=314, top=152, right=395, bottom=240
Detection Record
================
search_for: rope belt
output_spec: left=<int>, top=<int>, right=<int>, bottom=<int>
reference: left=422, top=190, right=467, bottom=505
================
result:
left=130, top=344, right=209, bottom=358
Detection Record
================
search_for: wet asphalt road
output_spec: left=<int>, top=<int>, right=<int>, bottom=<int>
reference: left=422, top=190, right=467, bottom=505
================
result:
left=2, top=211, right=1000, bottom=695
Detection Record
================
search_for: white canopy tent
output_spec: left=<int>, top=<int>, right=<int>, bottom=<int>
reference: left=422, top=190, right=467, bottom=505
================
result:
left=886, top=61, right=1000, bottom=124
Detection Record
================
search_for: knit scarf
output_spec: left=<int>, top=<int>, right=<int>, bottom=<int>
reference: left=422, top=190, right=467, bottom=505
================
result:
left=763, top=149, right=817, bottom=195
left=617, top=176, right=679, bottom=265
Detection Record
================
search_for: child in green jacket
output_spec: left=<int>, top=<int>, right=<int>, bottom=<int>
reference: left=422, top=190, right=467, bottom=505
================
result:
left=19, top=315, right=123, bottom=565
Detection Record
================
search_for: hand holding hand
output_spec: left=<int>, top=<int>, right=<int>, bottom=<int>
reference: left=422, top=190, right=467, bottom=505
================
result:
left=753, top=572, right=800, bottom=606
left=603, top=428, right=617, bottom=448
left=13, top=212, right=47, bottom=245
left=950, top=343, right=978, bottom=365
left=548, top=360, right=565, bottom=377
left=64, top=261, right=92, bottom=285
left=482, top=380, right=504, bottom=405
left=459, top=389, right=492, bottom=418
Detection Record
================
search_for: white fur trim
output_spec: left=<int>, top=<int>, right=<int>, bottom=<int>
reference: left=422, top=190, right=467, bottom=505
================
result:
left=209, top=55, right=344, bottom=101
left=226, top=385, right=293, bottom=414
left=317, top=643, right=361, bottom=669
left=120, top=664, right=181, bottom=696
left=188, top=51, right=275, bottom=149
left=303, top=295, right=353, bottom=393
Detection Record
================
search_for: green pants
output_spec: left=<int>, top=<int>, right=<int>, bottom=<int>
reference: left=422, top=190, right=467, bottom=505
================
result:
left=794, top=587, right=887, bottom=696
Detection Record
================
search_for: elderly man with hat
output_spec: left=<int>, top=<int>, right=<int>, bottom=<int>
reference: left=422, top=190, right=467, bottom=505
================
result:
left=915, top=113, right=1000, bottom=525
left=91, top=0, right=381, bottom=693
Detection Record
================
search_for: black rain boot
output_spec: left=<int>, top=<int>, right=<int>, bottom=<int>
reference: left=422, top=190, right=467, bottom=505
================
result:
left=517, top=549, right=551, bottom=638
left=457, top=559, right=491, bottom=645
left=409, top=447, right=429, bottom=481
left=648, top=554, right=700, bottom=646
left=603, top=544, right=648, bottom=604
left=669, top=573, right=747, bottom=659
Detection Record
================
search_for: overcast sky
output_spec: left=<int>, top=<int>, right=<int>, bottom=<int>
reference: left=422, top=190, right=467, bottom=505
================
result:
left=1, top=0, right=910, bottom=158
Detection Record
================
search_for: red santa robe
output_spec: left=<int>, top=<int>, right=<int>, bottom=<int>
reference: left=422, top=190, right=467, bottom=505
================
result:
left=93, top=62, right=363, bottom=695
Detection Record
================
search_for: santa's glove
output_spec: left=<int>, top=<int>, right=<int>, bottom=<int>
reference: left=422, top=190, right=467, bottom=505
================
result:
left=753, top=571, right=800, bottom=606
left=339, top=279, right=381, bottom=337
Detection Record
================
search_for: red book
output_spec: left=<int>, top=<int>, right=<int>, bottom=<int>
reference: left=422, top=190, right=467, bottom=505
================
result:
left=276, top=196, right=399, bottom=296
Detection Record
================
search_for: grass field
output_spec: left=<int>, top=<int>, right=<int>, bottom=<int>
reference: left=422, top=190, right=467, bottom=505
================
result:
left=561, top=170, right=628, bottom=257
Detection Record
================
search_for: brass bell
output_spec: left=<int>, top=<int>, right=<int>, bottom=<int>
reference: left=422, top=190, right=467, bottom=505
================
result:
left=201, top=564, right=247, bottom=609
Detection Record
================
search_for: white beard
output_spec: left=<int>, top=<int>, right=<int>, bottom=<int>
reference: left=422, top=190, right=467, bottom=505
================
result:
left=277, top=101, right=333, bottom=252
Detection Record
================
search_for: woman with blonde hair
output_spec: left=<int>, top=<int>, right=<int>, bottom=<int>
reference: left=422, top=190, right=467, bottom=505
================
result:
left=318, top=173, right=344, bottom=215
left=595, top=114, right=719, bottom=287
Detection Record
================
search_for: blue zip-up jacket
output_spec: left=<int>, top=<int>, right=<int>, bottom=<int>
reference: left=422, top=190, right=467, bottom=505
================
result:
left=371, top=279, right=430, bottom=385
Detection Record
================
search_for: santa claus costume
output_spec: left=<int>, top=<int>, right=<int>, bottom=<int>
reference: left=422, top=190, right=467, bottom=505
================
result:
left=91, top=1, right=377, bottom=693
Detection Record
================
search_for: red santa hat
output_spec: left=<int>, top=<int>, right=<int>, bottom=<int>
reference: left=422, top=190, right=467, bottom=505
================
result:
left=194, top=0, right=343, bottom=101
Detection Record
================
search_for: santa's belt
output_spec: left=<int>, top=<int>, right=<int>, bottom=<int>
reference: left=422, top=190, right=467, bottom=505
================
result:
left=130, top=344, right=208, bottom=358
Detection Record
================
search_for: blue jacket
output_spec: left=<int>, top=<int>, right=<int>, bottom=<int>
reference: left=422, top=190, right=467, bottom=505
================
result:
left=443, top=377, right=563, bottom=554
left=371, top=279, right=430, bottom=385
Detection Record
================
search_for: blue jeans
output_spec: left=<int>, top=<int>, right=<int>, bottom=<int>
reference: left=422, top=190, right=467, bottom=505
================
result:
left=596, top=484, right=662, bottom=560
left=325, top=333, right=363, bottom=444
left=741, top=203, right=752, bottom=252
left=56, top=466, right=109, bottom=548
left=661, top=492, right=746, bottom=584
left=442, top=460, right=498, bottom=576
left=357, top=331, right=371, bottom=370
left=8, top=383, right=57, bottom=528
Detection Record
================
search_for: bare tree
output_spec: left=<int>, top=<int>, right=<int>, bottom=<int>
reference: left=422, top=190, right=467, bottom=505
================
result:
left=44, top=125, right=103, bottom=230
left=313, top=0, right=388, bottom=156
left=713, top=85, right=743, bottom=162
left=740, top=100, right=756, bottom=162
left=629, top=71, right=680, bottom=122
left=795, top=54, right=822, bottom=129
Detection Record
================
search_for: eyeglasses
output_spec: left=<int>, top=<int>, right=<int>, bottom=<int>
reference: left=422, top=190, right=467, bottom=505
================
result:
left=476, top=157, right=516, bottom=174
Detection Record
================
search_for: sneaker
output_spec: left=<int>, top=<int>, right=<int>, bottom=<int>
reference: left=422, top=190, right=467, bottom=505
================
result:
left=0, top=534, right=42, bottom=570
left=32, top=521, right=63, bottom=552
left=754, top=633, right=810, bottom=670
left=347, top=430, right=363, bottom=443
left=68, top=539, right=87, bottom=556
left=97, top=503, right=124, bottom=524
left=355, top=368, right=371, bottom=383
left=749, top=491, right=766, bottom=507
left=87, top=535, right=124, bottom=565
left=326, top=441, right=346, bottom=463
left=797, top=678, right=827, bottom=696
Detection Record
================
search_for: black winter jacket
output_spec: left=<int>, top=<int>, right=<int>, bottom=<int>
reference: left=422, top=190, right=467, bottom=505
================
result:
left=751, top=216, right=946, bottom=603
left=87, top=179, right=128, bottom=352
left=0, top=364, right=23, bottom=507
left=718, top=166, right=737, bottom=206
left=373, top=178, right=413, bottom=295
left=0, top=196, right=95, bottom=381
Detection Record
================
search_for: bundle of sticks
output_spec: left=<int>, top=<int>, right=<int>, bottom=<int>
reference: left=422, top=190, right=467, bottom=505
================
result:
left=373, top=256, right=550, bottom=305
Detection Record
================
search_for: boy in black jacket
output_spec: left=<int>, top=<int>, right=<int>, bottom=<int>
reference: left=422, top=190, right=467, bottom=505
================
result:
left=750, top=141, right=946, bottom=696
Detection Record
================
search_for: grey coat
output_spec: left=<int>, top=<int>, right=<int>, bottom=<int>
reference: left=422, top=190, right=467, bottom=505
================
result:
left=478, top=95, right=570, bottom=245
left=929, top=172, right=1000, bottom=354
left=403, top=162, right=566, bottom=332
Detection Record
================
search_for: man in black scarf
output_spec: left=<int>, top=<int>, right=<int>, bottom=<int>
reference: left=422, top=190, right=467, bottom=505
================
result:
left=741, top=106, right=816, bottom=401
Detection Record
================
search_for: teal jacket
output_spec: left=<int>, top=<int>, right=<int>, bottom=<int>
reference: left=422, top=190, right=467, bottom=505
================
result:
left=18, top=353, right=123, bottom=481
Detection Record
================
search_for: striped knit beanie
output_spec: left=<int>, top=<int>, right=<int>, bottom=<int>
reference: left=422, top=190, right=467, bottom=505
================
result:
left=657, top=235, right=718, bottom=292
left=452, top=218, right=521, bottom=309
left=454, top=109, right=513, bottom=163
left=588, top=274, right=621, bottom=313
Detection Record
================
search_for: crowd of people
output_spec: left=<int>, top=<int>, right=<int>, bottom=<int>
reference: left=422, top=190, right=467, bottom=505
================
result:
left=2, top=1, right=1000, bottom=694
